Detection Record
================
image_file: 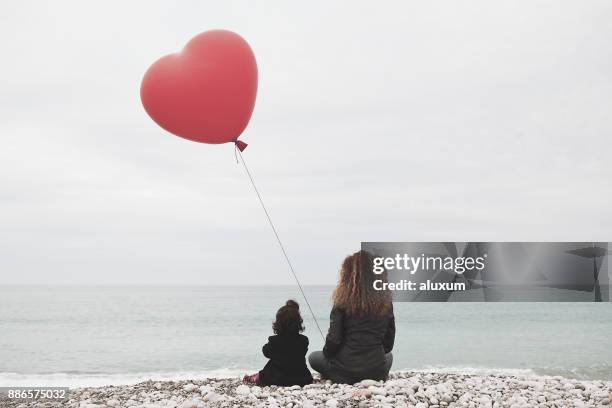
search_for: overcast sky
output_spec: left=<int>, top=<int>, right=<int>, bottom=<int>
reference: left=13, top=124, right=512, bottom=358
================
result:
left=1, top=1, right=611, bottom=285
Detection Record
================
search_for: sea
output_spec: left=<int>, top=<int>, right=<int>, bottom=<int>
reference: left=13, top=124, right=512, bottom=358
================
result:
left=1, top=286, right=611, bottom=387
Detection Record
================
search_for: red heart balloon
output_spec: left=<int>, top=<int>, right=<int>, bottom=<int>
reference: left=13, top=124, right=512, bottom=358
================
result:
left=140, top=30, right=257, bottom=147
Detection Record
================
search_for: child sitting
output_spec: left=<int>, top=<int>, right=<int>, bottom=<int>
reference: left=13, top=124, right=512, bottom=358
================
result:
left=243, top=300, right=313, bottom=386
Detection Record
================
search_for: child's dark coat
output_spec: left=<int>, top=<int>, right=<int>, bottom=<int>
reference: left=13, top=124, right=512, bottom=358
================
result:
left=258, top=333, right=313, bottom=386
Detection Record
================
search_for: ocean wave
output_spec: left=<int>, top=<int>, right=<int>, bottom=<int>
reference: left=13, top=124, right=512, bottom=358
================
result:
left=0, top=369, right=251, bottom=388
left=400, top=364, right=612, bottom=381
left=411, top=365, right=539, bottom=377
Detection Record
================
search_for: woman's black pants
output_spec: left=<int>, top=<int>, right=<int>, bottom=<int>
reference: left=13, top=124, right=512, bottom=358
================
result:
left=308, top=351, right=393, bottom=384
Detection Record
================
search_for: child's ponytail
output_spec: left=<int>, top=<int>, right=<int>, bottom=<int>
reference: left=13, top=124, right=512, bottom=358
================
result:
left=285, top=299, right=299, bottom=309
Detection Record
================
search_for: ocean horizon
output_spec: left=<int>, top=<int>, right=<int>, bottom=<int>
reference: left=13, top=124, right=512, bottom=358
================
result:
left=1, top=285, right=611, bottom=387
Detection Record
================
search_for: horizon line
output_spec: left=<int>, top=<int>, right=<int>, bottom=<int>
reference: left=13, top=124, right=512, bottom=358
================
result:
left=0, top=283, right=336, bottom=287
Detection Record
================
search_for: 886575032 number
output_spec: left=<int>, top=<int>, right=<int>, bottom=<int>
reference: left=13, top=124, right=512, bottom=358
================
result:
left=1, top=387, right=69, bottom=401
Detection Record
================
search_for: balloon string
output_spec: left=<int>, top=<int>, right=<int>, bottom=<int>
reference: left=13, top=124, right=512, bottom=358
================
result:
left=236, top=148, right=326, bottom=343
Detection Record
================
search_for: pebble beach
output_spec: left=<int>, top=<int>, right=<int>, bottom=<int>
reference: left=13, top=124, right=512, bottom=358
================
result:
left=3, top=371, right=611, bottom=408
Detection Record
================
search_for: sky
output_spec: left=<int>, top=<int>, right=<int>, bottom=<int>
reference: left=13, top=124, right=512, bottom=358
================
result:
left=1, top=1, right=611, bottom=285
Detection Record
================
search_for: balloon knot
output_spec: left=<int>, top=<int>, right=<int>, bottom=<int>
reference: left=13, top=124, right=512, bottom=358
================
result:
left=235, top=140, right=248, bottom=152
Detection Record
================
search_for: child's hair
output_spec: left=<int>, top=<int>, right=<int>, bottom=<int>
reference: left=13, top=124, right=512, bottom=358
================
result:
left=272, top=299, right=305, bottom=335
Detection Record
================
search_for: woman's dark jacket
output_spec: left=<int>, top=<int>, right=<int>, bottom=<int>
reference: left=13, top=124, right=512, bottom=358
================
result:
left=258, top=333, right=313, bottom=386
left=323, top=304, right=395, bottom=383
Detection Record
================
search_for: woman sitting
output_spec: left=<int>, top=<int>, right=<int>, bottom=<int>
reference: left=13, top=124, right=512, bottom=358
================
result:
left=309, top=250, right=395, bottom=384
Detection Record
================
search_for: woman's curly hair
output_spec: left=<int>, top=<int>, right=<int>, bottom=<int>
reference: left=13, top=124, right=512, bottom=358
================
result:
left=332, top=250, right=392, bottom=317
left=272, top=299, right=305, bottom=335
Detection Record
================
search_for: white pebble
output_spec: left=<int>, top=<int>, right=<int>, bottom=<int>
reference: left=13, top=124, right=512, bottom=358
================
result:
left=235, top=384, right=250, bottom=396
left=369, top=386, right=387, bottom=396
left=178, top=398, right=203, bottom=408
left=182, top=383, right=197, bottom=393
